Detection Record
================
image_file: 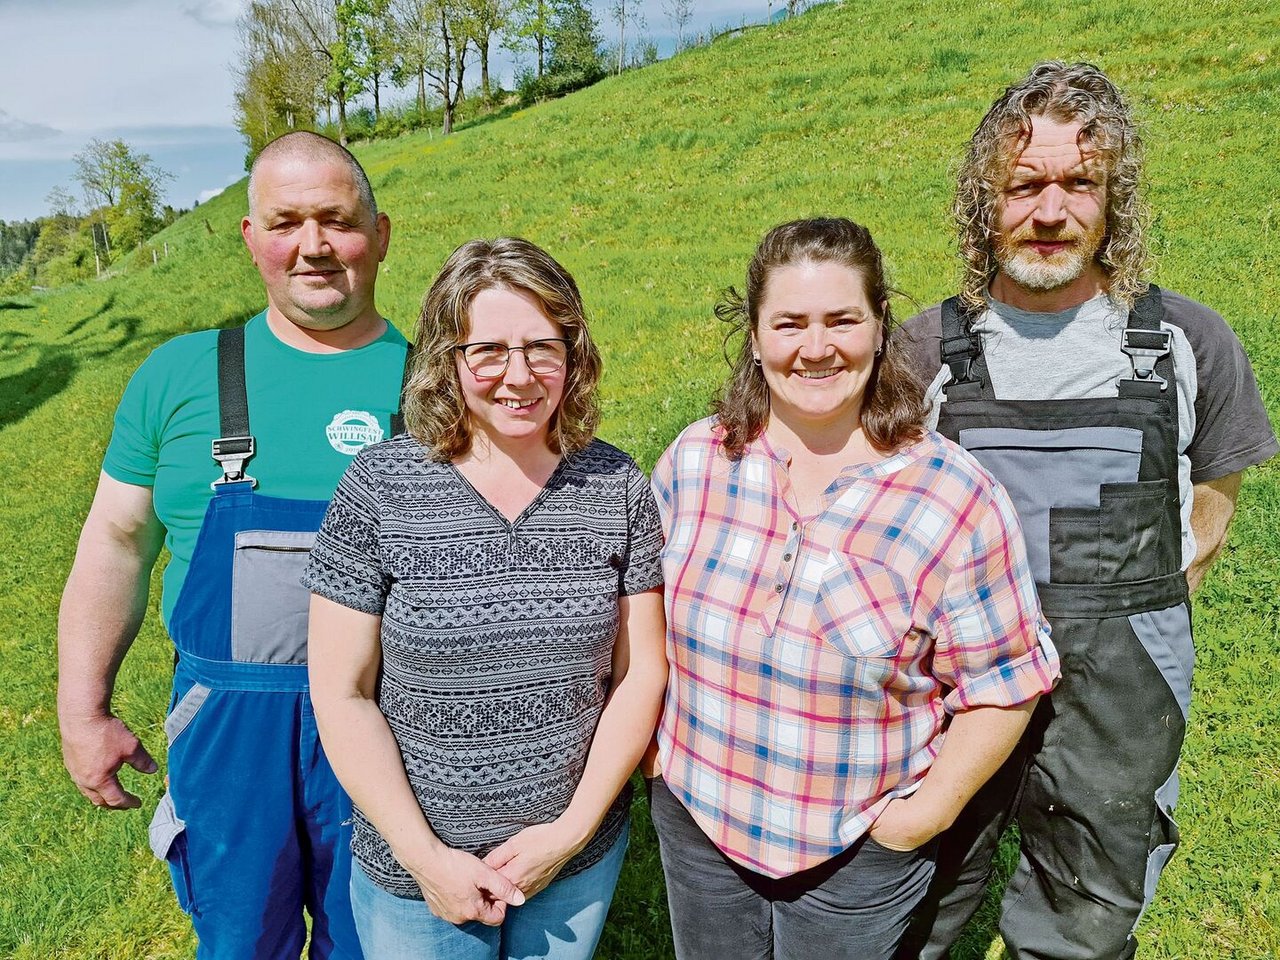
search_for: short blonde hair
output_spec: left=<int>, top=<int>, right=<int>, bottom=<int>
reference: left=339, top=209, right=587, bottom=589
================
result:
left=403, top=237, right=603, bottom=461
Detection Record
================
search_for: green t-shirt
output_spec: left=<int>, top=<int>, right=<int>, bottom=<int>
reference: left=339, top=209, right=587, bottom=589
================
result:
left=103, top=311, right=409, bottom=628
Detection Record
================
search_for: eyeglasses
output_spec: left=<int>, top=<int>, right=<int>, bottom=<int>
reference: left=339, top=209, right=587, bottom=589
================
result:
left=454, top=338, right=571, bottom=377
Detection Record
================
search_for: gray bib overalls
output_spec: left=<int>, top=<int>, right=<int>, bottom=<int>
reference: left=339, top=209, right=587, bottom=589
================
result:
left=908, top=288, right=1194, bottom=960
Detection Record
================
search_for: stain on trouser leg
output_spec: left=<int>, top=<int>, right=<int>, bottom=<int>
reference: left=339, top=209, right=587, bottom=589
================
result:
left=999, top=608, right=1190, bottom=960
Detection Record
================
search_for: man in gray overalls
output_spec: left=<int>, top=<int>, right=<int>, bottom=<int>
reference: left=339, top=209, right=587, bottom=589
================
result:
left=899, top=62, right=1278, bottom=959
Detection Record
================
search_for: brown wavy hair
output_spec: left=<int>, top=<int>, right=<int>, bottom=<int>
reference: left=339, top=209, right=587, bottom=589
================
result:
left=712, top=218, right=927, bottom=461
left=955, top=60, right=1150, bottom=311
left=402, top=237, right=603, bottom=461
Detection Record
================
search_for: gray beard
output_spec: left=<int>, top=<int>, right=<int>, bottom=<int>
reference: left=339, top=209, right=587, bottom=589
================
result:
left=997, top=247, right=1091, bottom=292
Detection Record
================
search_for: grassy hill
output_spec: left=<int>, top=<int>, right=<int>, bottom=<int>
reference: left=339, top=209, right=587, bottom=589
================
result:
left=2, top=0, right=1277, bottom=956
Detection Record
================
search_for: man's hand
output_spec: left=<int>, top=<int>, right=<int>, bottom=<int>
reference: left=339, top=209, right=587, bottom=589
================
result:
left=483, top=821, right=585, bottom=899
left=868, top=794, right=950, bottom=852
left=60, top=712, right=157, bottom=809
left=405, top=847, right=526, bottom=926
left=57, top=473, right=163, bottom=810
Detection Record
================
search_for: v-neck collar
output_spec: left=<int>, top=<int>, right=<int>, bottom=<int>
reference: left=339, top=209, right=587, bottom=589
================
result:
left=448, top=457, right=568, bottom=544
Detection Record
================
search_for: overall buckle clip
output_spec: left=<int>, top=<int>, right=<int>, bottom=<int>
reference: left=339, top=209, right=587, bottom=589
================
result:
left=1120, top=329, right=1171, bottom=391
left=941, top=332, right=982, bottom=386
left=211, top=436, right=257, bottom=490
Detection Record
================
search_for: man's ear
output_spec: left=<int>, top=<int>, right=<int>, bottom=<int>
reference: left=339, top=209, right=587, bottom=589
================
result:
left=376, top=212, right=392, bottom=262
left=240, top=217, right=257, bottom=261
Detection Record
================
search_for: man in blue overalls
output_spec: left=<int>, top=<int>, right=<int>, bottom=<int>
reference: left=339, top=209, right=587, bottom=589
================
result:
left=898, top=62, right=1278, bottom=959
left=57, top=131, right=410, bottom=958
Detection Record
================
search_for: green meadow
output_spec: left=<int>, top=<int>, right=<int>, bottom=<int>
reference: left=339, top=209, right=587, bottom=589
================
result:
left=2, top=0, right=1277, bottom=955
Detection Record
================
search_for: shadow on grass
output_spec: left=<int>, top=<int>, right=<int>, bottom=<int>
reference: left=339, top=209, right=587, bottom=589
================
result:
left=64, top=293, right=118, bottom=338
left=458, top=101, right=524, bottom=132
left=0, top=301, right=259, bottom=434
left=0, top=300, right=34, bottom=311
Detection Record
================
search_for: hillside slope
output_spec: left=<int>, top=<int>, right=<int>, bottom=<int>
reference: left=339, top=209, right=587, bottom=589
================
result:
left=1, top=1, right=1276, bottom=956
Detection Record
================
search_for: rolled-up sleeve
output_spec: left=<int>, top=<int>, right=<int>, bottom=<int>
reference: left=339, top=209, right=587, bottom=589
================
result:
left=301, top=450, right=391, bottom=615
left=933, top=486, right=1059, bottom=713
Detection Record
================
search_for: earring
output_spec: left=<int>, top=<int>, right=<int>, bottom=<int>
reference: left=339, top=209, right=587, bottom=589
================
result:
left=874, top=345, right=883, bottom=357
left=752, top=355, right=762, bottom=366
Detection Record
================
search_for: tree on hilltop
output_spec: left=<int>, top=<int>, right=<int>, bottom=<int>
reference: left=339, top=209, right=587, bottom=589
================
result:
left=235, top=0, right=328, bottom=156
left=505, top=0, right=553, bottom=78
left=466, top=0, right=509, bottom=101
left=548, top=0, right=604, bottom=83
left=388, top=0, right=472, bottom=134
left=72, top=139, right=173, bottom=260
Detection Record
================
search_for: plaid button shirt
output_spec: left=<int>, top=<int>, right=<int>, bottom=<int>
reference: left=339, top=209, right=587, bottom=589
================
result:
left=652, top=418, right=1058, bottom=878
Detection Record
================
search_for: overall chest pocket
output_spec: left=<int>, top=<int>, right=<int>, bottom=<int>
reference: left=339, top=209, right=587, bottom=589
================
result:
left=959, top=425, right=1145, bottom=584
left=1049, top=479, right=1176, bottom=584
left=810, top=557, right=913, bottom=660
left=231, top=529, right=317, bottom=664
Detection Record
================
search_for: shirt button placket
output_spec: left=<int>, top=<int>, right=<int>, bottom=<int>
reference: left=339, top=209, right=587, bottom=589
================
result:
left=775, top=521, right=801, bottom=597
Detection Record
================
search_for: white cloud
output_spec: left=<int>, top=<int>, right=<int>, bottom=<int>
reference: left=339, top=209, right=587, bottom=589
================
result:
left=198, top=185, right=227, bottom=203
left=183, top=0, right=247, bottom=27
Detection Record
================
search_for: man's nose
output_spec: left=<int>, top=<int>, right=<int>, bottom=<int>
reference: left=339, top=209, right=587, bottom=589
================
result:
left=1032, top=184, right=1068, bottom=227
left=298, top=219, right=328, bottom=257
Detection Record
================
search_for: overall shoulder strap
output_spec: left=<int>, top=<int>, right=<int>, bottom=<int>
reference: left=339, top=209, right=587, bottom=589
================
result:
left=389, top=342, right=413, bottom=437
left=1118, top=285, right=1176, bottom=413
left=940, top=296, right=993, bottom=401
left=211, top=326, right=256, bottom=488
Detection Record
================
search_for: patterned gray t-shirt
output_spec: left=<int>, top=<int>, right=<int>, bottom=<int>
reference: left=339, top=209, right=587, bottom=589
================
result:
left=303, top=435, right=665, bottom=899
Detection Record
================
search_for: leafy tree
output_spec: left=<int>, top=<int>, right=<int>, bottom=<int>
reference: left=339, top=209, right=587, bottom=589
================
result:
left=505, top=0, right=553, bottom=78
left=607, top=0, right=643, bottom=74
left=71, top=139, right=172, bottom=263
left=547, top=0, right=604, bottom=82
left=466, top=0, right=509, bottom=101
left=388, top=0, right=436, bottom=113
left=360, top=0, right=396, bottom=120
left=326, top=0, right=371, bottom=143
left=517, top=0, right=604, bottom=104
left=389, top=0, right=471, bottom=134
left=0, top=219, right=41, bottom=277
left=234, top=0, right=326, bottom=158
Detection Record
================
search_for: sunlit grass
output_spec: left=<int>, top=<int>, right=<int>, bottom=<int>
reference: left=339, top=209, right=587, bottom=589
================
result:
left=2, top=0, right=1277, bottom=955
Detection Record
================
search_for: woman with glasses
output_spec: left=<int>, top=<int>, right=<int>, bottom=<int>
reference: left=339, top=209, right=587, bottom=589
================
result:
left=647, top=218, right=1059, bottom=959
left=303, top=237, right=666, bottom=960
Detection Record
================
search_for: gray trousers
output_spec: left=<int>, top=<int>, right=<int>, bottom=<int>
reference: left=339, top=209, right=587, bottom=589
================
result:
left=650, top=777, right=937, bottom=960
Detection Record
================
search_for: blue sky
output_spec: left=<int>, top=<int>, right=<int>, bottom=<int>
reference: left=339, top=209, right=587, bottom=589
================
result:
left=0, top=0, right=765, bottom=222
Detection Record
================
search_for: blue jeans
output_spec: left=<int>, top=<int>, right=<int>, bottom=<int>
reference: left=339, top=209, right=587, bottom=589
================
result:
left=349, top=824, right=629, bottom=960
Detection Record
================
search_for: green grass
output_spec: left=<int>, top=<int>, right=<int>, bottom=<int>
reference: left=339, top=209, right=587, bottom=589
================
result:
left=3, top=0, right=1278, bottom=956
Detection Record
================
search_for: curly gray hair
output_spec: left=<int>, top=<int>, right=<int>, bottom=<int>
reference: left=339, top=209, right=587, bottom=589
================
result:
left=955, top=61, right=1149, bottom=311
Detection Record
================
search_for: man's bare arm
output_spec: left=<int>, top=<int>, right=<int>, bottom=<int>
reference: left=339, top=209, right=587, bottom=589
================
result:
left=1186, top=472, right=1242, bottom=594
left=57, top=472, right=165, bottom=809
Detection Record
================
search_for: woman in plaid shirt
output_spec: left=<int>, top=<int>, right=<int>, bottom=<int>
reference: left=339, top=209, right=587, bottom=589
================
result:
left=647, top=218, right=1060, bottom=959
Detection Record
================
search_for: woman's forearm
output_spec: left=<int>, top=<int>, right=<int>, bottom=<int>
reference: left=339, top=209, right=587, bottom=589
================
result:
left=872, top=699, right=1039, bottom=851
left=911, top=699, right=1038, bottom=830
left=313, top=690, right=447, bottom=868
left=307, top=595, right=445, bottom=872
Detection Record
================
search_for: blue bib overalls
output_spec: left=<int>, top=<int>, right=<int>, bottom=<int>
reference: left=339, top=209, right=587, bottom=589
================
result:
left=146, top=326, right=400, bottom=959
